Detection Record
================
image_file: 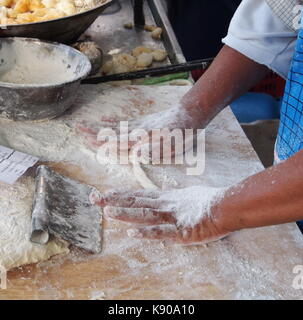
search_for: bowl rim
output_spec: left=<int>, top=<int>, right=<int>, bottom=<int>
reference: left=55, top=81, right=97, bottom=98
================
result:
left=0, top=37, right=92, bottom=89
left=0, top=0, right=113, bottom=28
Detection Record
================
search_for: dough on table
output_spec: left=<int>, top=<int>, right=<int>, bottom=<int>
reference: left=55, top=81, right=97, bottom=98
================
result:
left=132, top=46, right=153, bottom=58
left=144, top=24, right=157, bottom=32
left=0, top=177, right=69, bottom=271
left=152, top=49, right=168, bottom=62
left=112, top=53, right=137, bottom=73
left=151, top=27, right=163, bottom=40
left=136, top=52, right=153, bottom=68
left=102, top=60, right=114, bottom=74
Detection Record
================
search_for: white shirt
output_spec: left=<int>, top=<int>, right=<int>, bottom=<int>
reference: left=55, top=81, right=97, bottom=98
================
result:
left=222, top=0, right=297, bottom=79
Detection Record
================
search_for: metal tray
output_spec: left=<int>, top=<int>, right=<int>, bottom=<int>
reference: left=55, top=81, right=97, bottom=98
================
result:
left=0, top=0, right=113, bottom=44
left=82, top=0, right=186, bottom=77
left=147, top=0, right=185, bottom=64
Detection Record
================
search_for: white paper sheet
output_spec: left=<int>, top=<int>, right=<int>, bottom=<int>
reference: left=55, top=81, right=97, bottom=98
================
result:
left=0, top=146, right=39, bottom=184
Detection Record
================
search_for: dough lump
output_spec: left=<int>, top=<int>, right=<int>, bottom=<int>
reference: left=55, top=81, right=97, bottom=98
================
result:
left=136, top=52, right=153, bottom=68
left=152, top=49, right=167, bottom=62
left=0, top=177, right=69, bottom=271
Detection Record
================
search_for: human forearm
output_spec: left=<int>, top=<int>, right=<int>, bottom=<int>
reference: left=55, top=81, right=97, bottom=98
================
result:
left=181, top=45, right=270, bottom=128
left=92, top=151, right=303, bottom=244
left=214, top=150, right=303, bottom=233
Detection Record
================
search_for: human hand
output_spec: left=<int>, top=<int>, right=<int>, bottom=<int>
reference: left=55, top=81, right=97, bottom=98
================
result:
left=76, top=105, right=203, bottom=151
left=91, top=186, right=230, bottom=245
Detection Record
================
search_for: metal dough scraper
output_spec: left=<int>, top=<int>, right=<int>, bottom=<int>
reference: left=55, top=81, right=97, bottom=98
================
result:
left=30, top=165, right=102, bottom=253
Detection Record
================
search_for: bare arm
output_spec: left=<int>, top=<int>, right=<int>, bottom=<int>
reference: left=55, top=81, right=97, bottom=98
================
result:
left=182, top=45, right=303, bottom=233
left=94, top=151, right=303, bottom=244
left=214, top=150, right=303, bottom=233
left=182, top=45, right=270, bottom=128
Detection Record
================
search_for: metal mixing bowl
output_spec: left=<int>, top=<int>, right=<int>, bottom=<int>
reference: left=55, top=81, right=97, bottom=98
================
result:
left=0, top=0, right=113, bottom=44
left=0, top=37, right=91, bottom=121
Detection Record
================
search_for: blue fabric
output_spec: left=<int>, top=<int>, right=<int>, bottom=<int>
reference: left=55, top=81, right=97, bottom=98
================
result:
left=276, top=29, right=303, bottom=233
left=277, top=29, right=303, bottom=160
left=231, top=93, right=280, bottom=123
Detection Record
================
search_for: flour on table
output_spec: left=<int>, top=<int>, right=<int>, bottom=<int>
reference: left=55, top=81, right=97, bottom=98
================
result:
left=0, top=85, right=296, bottom=299
left=90, top=290, right=106, bottom=300
left=0, top=177, right=69, bottom=271
left=0, top=85, right=264, bottom=272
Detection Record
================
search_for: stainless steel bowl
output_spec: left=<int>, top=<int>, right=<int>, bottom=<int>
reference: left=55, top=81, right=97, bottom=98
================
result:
left=0, top=0, right=113, bottom=44
left=0, top=37, right=91, bottom=121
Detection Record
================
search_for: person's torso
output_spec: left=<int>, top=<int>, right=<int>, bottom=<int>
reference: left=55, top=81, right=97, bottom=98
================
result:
left=267, top=0, right=303, bottom=161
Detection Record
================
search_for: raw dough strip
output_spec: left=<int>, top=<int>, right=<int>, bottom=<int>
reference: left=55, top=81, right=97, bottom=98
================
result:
left=130, top=147, right=160, bottom=190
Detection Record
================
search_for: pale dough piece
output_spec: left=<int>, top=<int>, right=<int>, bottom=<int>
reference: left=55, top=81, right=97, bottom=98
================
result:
left=151, top=27, right=163, bottom=40
left=102, top=60, right=113, bottom=74
left=144, top=24, right=157, bottom=32
left=152, top=49, right=167, bottom=62
left=136, top=52, right=153, bottom=68
left=123, top=22, right=133, bottom=29
left=132, top=46, right=153, bottom=58
left=0, top=177, right=69, bottom=271
left=133, top=161, right=159, bottom=190
left=112, top=63, right=129, bottom=74
left=130, top=150, right=159, bottom=190
left=112, top=53, right=137, bottom=73
left=115, top=53, right=136, bottom=68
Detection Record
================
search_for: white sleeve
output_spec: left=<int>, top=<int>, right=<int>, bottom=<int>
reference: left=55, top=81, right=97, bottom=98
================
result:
left=222, top=0, right=297, bottom=79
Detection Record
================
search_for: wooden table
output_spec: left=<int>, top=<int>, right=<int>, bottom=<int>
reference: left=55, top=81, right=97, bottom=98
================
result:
left=0, top=85, right=302, bottom=300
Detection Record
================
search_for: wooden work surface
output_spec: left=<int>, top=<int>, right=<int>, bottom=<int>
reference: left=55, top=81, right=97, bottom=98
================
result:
left=0, top=85, right=302, bottom=300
